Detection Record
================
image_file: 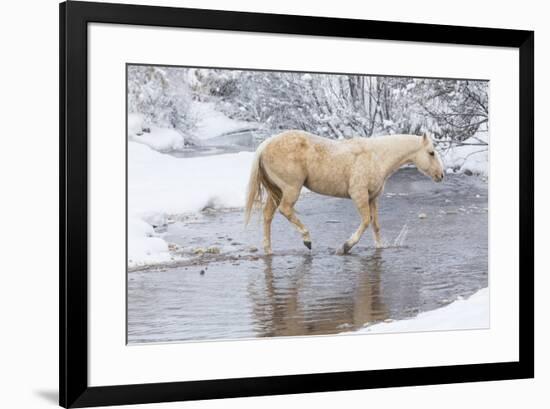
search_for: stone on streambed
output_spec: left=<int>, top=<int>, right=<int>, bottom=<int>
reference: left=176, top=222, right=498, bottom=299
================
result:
left=167, top=243, right=179, bottom=251
left=192, top=246, right=220, bottom=255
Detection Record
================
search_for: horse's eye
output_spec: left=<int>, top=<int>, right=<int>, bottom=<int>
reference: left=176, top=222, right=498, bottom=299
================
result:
left=429, top=151, right=435, bottom=156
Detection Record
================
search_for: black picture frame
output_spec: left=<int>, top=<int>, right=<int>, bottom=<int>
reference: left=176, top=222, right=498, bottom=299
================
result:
left=60, top=1, right=534, bottom=407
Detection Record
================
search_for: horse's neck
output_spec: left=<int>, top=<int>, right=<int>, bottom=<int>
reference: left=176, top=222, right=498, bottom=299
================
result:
left=369, top=136, right=420, bottom=180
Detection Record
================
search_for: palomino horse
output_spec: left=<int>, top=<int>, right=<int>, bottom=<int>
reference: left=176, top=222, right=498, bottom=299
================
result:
left=245, top=130, right=444, bottom=255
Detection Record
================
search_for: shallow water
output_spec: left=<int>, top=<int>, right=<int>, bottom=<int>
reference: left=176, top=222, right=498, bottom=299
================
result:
left=127, top=167, right=488, bottom=344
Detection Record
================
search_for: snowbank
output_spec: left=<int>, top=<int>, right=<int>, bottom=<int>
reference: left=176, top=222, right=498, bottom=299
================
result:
left=356, top=288, right=489, bottom=334
left=191, top=102, right=255, bottom=140
left=129, top=142, right=253, bottom=215
left=128, top=113, right=185, bottom=152
left=441, top=133, right=489, bottom=176
left=128, top=142, right=254, bottom=266
left=128, top=217, right=171, bottom=266
left=128, top=104, right=257, bottom=152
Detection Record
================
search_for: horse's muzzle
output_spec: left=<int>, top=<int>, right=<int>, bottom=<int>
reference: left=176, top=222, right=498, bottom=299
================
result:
left=434, top=172, right=444, bottom=182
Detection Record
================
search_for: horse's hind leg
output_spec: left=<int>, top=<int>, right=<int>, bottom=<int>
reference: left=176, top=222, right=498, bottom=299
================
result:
left=263, top=194, right=278, bottom=255
left=338, top=190, right=370, bottom=255
left=278, top=187, right=312, bottom=250
left=370, top=199, right=382, bottom=248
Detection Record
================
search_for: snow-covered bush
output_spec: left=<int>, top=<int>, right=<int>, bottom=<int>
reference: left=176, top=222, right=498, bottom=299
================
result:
left=127, top=65, right=195, bottom=148
left=128, top=65, right=489, bottom=151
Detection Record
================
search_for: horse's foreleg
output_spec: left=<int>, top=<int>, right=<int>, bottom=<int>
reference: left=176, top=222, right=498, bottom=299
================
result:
left=263, top=195, right=278, bottom=255
left=370, top=199, right=382, bottom=248
left=338, top=190, right=370, bottom=255
left=279, top=188, right=312, bottom=250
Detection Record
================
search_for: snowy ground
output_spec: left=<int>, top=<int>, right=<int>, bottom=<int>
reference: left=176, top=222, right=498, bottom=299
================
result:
left=440, top=133, right=489, bottom=176
left=127, top=104, right=261, bottom=266
left=354, top=287, right=489, bottom=334
left=128, top=113, right=185, bottom=152
left=127, top=102, right=257, bottom=152
left=127, top=142, right=254, bottom=266
left=190, top=101, right=257, bottom=140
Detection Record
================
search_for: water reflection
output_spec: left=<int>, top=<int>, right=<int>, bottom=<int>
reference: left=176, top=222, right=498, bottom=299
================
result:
left=248, top=250, right=389, bottom=337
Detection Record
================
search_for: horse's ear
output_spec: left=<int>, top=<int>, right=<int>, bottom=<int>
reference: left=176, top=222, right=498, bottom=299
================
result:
left=422, top=133, right=429, bottom=145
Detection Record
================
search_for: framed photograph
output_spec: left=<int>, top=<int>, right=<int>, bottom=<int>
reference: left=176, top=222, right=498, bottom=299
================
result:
left=60, top=1, right=534, bottom=407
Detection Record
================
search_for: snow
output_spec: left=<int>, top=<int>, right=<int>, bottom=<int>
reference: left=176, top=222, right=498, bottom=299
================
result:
left=127, top=142, right=254, bottom=266
left=128, top=113, right=185, bottom=152
left=190, top=102, right=255, bottom=141
left=128, top=217, right=171, bottom=266
left=128, top=103, right=257, bottom=154
left=441, top=132, right=489, bottom=176
left=129, top=142, right=253, bottom=215
left=132, top=126, right=185, bottom=152
left=355, top=287, right=489, bottom=334
left=127, top=112, right=144, bottom=135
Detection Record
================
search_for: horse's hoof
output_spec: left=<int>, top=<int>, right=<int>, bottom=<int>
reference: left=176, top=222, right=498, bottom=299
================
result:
left=337, top=243, right=351, bottom=255
left=303, top=240, right=312, bottom=250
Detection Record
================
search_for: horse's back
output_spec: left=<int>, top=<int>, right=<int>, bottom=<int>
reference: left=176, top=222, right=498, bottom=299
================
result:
left=261, top=130, right=334, bottom=168
left=260, top=131, right=353, bottom=197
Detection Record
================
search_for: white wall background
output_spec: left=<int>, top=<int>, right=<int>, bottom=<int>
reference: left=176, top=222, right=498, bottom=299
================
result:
left=0, top=0, right=546, bottom=408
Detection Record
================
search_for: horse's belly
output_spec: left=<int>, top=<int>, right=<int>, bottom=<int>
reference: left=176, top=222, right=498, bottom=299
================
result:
left=304, top=177, right=350, bottom=198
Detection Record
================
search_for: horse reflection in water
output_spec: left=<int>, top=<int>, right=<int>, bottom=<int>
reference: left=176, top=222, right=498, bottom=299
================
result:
left=247, top=250, right=389, bottom=337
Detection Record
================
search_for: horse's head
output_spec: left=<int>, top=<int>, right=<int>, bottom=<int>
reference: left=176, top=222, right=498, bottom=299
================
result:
left=413, top=134, right=444, bottom=182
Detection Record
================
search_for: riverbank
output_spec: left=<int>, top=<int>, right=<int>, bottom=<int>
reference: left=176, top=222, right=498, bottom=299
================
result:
left=128, top=141, right=254, bottom=267
left=354, top=287, right=489, bottom=334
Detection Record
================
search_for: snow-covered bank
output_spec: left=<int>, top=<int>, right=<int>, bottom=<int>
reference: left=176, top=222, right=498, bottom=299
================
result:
left=128, top=217, right=172, bottom=266
left=129, top=142, right=253, bottom=215
left=191, top=101, right=256, bottom=140
left=356, top=288, right=489, bottom=334
left=128, top=113, right=186, bottom=152
left=441, top=133, right=489, bottom=176
left=128, top=142, right=254, bottom=266
left=128, top=103, right=257, bottom=153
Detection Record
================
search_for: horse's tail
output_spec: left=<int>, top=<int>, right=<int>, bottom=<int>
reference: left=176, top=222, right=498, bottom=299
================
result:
left=244, top=139, right=282, bottom=226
